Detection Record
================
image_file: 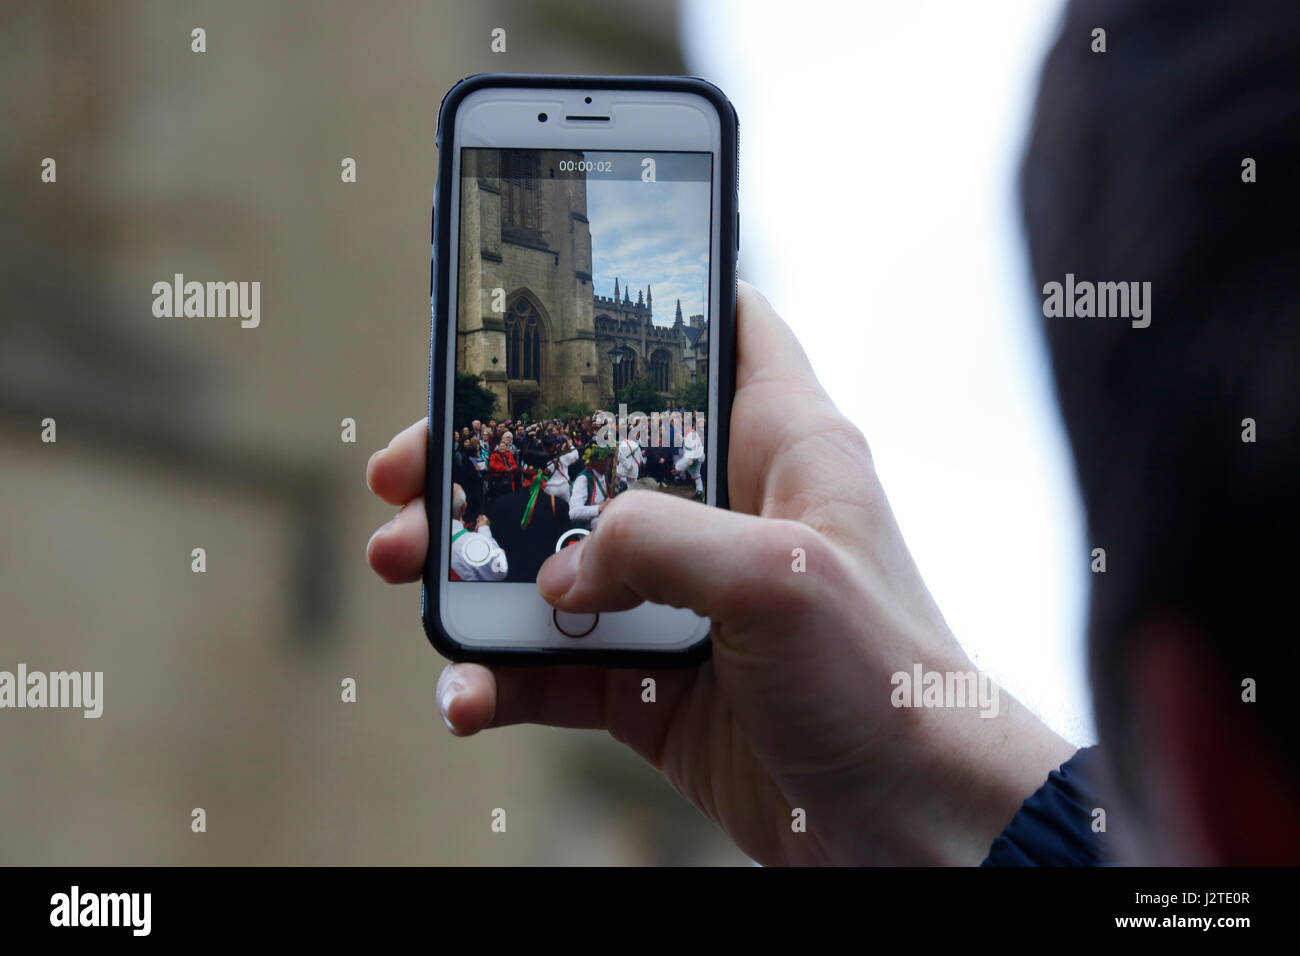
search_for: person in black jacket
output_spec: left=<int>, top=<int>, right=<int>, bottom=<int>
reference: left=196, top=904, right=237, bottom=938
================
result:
left=451, top=437, right=482, bottom=525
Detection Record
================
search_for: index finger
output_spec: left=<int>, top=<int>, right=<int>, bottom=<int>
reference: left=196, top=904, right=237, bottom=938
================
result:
left=366, top=417, right=428, bottom=506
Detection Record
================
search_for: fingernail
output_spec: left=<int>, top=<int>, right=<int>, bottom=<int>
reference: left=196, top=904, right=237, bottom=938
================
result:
left=365, top=449, right=384, bottom=492
left=537, top=539, right=582, bottom=602
left=366, top=513, right=398, bottom=548
left=439, top=679, right=464, bottom=732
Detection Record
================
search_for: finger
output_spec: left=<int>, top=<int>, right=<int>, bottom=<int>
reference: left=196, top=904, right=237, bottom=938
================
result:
left=366, top=417, right=428, bottom=506
left=366, top=496, right=428, bottom=583
left=439, top=663, right=609, bottom=734
left=437, top=660, right=699, bottom=758
left=537, top=489, right=829, bottom=626
left=436, top=663, right=498, bottom=735
left=730, top=283, right=875, bottom=525
left=735, top=280, right=825, bottom=397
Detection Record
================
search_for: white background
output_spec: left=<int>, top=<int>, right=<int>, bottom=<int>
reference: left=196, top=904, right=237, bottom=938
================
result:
left=682, top=0, right=1095, bottom=746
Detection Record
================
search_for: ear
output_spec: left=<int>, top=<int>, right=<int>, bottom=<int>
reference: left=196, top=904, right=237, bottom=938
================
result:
left=1129, top=619, right=1300, bottom=864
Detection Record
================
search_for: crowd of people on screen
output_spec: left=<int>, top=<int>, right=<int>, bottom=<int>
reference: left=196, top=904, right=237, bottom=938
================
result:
left=448, top=410, right=705, bottom=581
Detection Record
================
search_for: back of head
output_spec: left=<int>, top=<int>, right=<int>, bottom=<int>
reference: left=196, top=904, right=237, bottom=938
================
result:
left=1021, top=0, right=1300, bottom=854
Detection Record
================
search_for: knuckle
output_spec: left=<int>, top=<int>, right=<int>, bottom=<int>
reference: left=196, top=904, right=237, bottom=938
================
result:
left=828, top=412, right=872, bottom=459
left=714, top=519, right=830, bottom=620
left=767, top=521, right=847, bottom=605
left=802, top=411, right=872, bottom=469
left=591, top=496, right=641, bottom=554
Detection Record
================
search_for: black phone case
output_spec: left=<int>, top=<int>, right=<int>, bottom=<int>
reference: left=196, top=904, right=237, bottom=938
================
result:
left=421, top=73, right=738, bottom=668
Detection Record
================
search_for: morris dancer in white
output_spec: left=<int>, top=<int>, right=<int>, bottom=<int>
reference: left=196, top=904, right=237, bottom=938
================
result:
left=448, top=483, right=507, bottom=581
left=675, top=422, right=706, bottom=501
left=616, top=434, right=644, bottom=492
left=568, top=445, right=615, bottom=530
left=543, top=441, right=580, bottom=503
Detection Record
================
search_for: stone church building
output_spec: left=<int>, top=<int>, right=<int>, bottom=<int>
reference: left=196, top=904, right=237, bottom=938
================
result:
left=456, top=149, right=706, bottom=420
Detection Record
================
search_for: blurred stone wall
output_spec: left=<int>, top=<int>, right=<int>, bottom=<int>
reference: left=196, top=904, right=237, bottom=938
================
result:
left=0, top=0, right=744, bottom=865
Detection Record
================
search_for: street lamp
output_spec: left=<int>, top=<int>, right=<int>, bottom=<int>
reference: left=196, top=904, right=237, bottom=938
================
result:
left=607, top=344, right=632, bottom=365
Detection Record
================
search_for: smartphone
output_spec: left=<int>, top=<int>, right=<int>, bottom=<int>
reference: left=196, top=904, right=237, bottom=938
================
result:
left=423, top=74, right=738, bottom=666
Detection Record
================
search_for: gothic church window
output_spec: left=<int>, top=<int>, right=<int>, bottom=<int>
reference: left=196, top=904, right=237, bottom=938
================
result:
left=613, top=352, right=636, bottom=392
left=506, top=298, right=541, bottom=381
left=502, top=150, right=541, bottom=231
left=650, top=349, right=671, bottom=393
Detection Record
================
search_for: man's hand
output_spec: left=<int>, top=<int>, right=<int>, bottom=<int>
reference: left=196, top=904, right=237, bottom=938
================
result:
left=366, top=281, right=1073, bottom=865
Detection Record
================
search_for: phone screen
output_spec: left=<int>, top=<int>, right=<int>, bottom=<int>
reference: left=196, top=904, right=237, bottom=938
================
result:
left=449, top=147, right=714, bottom=583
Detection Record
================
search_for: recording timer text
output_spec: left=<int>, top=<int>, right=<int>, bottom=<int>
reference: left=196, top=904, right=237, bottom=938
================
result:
left=558, top=160, right=614, bottom=173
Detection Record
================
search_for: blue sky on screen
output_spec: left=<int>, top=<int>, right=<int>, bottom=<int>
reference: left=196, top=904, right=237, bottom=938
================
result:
left=584, top=151, right=711, bottom=327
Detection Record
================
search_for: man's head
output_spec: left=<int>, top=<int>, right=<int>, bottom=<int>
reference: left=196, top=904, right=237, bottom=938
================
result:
left=1022, top=0, right=1300, bottom=862
left=584, top=444, right=615, bottom=473
left=450, top=482, right=467, bottom=522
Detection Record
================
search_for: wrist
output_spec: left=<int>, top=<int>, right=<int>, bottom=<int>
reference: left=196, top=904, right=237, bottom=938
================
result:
left=896, top=661, right=1076, bottom=865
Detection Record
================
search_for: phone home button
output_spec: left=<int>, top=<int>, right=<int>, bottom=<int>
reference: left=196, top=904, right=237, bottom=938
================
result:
left=553, top=609, right=598, bottom=638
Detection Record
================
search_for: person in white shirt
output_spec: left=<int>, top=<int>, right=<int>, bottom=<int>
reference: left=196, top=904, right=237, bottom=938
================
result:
left=568, top=445, right=615, bottom=530
left=543, top=442, right=580, bottom=503
left=448, top=483, right=507, bottom=581
left=675, top=423, right=706, bottom=500
left=616, top=435, right=644, bottom=492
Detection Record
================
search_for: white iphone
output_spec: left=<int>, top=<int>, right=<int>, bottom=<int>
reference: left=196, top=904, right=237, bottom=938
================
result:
left=423, top=74, right=738, bottom=666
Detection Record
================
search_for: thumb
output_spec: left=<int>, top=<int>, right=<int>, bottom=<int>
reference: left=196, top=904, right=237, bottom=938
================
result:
left=537, top=489, right=836, bottom=631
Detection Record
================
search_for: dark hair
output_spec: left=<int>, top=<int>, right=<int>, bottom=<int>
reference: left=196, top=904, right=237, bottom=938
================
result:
left=1021, top=0, right=1300, bottom=808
